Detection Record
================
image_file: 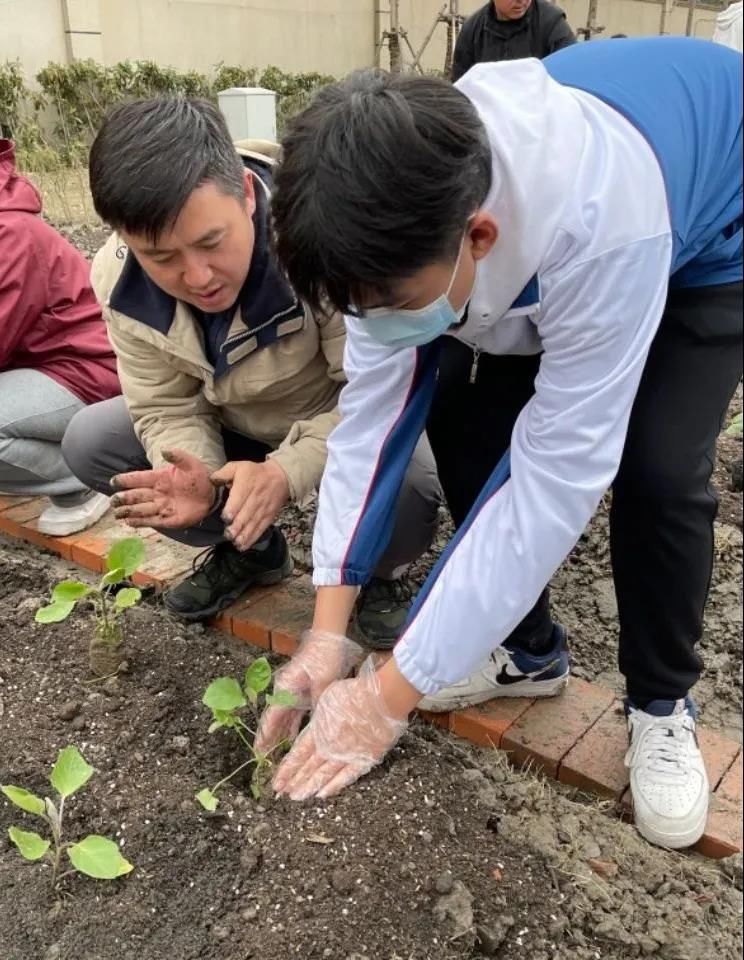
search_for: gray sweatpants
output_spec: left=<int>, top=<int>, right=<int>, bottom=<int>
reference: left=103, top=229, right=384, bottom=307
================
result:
left=62, top=396, right=442, bottom=575
left=0, top=369, right=89, bottom=499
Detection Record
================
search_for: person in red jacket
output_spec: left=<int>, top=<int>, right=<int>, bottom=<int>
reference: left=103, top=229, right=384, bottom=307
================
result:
left=0, top=139, right=120, bottom=535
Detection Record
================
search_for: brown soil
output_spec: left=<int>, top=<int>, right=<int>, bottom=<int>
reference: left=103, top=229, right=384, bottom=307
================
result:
left=1, top=538, right=741, bottom=960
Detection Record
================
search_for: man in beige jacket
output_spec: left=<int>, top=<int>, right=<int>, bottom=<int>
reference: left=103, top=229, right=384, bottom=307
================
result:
left=63, top=97, right=440, bottom=633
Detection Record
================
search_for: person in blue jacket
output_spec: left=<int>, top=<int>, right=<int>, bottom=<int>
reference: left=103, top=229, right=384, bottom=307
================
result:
left=257, top=37, right=743, bottom=851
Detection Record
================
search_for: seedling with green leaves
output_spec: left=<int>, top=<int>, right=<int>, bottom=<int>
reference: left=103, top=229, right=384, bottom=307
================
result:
left=196, top=657, right=296, bottom=811
left=2, top=746, right=133, bottom=891
left=35, top=537, right=146, bottom=676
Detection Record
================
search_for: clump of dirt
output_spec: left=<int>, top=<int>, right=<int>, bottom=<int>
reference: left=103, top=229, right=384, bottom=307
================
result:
left=1, top=538, right=741, bottom=960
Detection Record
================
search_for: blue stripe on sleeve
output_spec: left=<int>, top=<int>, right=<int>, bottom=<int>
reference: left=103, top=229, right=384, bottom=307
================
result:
left=400, top=447, right=511, bottom=635
left=339, top=340, right=441, bottom=586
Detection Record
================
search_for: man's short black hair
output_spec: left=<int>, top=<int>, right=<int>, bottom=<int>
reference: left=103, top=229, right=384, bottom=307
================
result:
left=89, top=97, right=246, bottom=240
left=272, top=69, right=492, bottom=315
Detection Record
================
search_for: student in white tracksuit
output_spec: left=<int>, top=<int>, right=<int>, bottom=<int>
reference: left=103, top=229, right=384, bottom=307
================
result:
left=256, top=37, right=743, bottom=850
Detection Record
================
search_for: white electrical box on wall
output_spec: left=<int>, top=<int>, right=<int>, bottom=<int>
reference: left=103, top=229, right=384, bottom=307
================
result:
left=217, top=87, right=278, bottom=142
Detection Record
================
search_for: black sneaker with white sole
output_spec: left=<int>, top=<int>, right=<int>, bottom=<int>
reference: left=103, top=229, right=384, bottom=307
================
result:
left=355, top=577, right=413, bottom=650
left=163, top=528, right=292, bottom=622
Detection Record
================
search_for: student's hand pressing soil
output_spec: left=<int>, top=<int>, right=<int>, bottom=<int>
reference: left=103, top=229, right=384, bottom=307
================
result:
left=111, top=448, right=216, bottom=528
left=255, top=630, right=362, bottom=756
left=272, top=657, right=408, bottom=801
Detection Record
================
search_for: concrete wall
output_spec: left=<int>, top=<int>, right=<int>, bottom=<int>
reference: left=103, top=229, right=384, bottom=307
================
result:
left=1, top=0, right=69, bottom=79
left=1, top=0, right=720, bottom=81
left=98, top=0, right=375, bottom=77
left=561, top=0, right=718, bottom=38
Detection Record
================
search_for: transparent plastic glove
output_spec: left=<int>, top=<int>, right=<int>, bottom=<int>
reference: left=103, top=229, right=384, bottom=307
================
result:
left=272, top=656, right=409, bottom=801
left=254, top=629, right=362, bottom=756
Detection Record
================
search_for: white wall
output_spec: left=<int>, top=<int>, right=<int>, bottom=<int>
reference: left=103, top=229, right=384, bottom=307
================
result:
left=98, top=0, right=376, bottom=77
left=561, top=0, right=717, bottom=38
left=1, top=0, right=69, bottom=78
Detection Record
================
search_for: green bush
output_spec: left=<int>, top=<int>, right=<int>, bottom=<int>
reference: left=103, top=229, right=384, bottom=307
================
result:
left=0, top=61, right=54, bottom=167
left=36, top=59, right=214, bottom=156
left=213, top=63, right=258, bottom=93
left=0, top=58, right=334, bottom=171
left=0, top=60, right=25, bottom=138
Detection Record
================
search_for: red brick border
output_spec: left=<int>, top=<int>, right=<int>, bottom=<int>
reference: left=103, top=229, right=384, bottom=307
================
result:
left=2, top=494, right=741, bottom=860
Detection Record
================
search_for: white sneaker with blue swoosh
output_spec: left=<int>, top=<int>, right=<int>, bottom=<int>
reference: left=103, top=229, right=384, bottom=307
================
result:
left=418, top=625, right=570, bottom=713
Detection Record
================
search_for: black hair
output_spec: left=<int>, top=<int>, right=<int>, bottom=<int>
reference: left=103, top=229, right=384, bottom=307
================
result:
left=272, top=68, right=492, bottom=315
left=89, top=97, right=246, bottom=240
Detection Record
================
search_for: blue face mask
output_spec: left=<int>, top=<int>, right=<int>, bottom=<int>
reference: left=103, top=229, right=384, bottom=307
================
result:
left=355, top=238, right=472, bottom=350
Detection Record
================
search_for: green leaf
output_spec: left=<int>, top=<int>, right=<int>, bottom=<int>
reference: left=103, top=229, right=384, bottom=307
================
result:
left=106, top=537, right=146, bottom=577
left=244, top=658, right=272, bottom=695
left=114, top=587, right=142, bottom=610
left=67, top=835, right=133, bottom=879
left=101, top=567, right=126, bottom=587
left=207, top=707, right=241, bottom=733
left=266, top=689, right=297, bottom=708
left=35, top=601, right=75, bottom=624
left=202, top=677, right=246, bottom=712
left=51, top=581, right=92, bottom=603
left=250, top=781, right=262, bottom=800
left=1, top=785, right=45, bottom=815
left=8, top=826, right=50, bottom=861
left=50, top=746, right=93, bottom=798
left=213, top=708, right=236, bottom=726
left=196, top=788, right=218, bottom=811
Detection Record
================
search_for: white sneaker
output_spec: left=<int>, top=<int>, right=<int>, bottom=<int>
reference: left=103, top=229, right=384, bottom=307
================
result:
left=625, top=698, right=709, bottom=850
left=37, top=492, right=110, bottom=537
left=418, top=626, right=570, bottom=712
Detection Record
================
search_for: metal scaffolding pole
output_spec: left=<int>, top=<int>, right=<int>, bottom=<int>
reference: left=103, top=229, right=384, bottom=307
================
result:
left=659, top=0, right=674, bottom=35
left=685, top=0, right=698, bottom=35
left=444, top=0, right=461, bottom=75
left=380, top=0, right=465, bottom=75
left=388, top=0, right=402, bottom=73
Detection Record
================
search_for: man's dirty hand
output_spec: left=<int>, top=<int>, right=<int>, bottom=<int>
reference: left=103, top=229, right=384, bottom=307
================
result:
left=111, top=448, right=216, bottom=529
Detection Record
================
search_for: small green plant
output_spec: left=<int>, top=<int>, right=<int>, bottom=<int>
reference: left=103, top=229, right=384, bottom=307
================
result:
left=2, top=746, right=133, bottom=891
left=196, top=657, right=295, bottom=811
left=725, top=412, right=743, bottom=438
left=35, top=537, right=146, bottom=677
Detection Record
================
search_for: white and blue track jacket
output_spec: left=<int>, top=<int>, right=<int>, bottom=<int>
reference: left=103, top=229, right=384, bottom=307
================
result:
left=312, top=37, right=744, bottom=696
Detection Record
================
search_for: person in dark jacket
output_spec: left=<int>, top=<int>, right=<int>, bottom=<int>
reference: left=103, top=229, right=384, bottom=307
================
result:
left=0, top=138, right=119, bottom=535
left=452, top=0, right=576, bottom=81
